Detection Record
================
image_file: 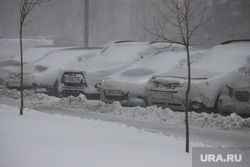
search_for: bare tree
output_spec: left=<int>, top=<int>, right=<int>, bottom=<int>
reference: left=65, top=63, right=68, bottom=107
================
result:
left=18, top=0, right=53, bottom=115
left=140, top=0, right=208, bottom=153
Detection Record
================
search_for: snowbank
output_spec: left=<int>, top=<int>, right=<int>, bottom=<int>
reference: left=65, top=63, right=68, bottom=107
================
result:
left=1, top=88, right=250, bottom=132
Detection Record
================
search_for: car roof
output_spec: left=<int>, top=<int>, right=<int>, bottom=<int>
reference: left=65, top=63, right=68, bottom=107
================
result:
left=220, top=39, right=250, bottom=45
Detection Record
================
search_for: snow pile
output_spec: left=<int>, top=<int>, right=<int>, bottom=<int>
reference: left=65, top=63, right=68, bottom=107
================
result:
left=49, top=94, right=250, bottom=131
left=0, top=88, right=57, bottom=103
left=0, top=88, right=36, bottom=99
left=110, top=105, right=250, bottom=131
left=48, top=93, right=250, bottom=132
left=189, top=112, right=250, bottom=130
left=1, top=88, right=250, bottom=132
left=1, top=104, right=205, bottom=167
left=0, top=68, right=9, bottom=83
left=0, top=88, right=21, bottom=99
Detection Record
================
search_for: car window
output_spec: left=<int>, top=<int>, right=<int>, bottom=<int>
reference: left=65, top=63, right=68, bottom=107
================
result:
left=121, top=69, right=155, bottom=77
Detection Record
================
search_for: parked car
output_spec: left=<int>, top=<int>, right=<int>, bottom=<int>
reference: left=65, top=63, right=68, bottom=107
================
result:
left=4, top=46, right=100, bottom=96
left=144, top=40, right=250, bottom=112
left=58, top=41, right=159, bottom=99
left=100, top=44, right=204, bottom=106
left=218, top=77, right=250, bottom=116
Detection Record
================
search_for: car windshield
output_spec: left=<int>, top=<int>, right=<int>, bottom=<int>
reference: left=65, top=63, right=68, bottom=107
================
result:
left=96, top=42, right=149, bottom=62
left=121, top=69, right=155, bottom=77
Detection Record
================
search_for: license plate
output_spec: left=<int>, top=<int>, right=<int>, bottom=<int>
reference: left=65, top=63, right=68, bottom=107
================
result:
left=105, top=90, right=123, bottom=96
left=151, top=91, right=172, bottom=99
left=65, top=77, right=80, bottom=83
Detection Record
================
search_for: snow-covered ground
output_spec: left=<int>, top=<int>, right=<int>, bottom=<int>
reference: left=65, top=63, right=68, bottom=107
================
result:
left=0, top=103, right=207, bottom=167
left=1, top=88, right=250, bottom=167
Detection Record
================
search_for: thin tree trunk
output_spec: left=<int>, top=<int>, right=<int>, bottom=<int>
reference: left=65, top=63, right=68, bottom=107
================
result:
left=185, top=46, right=190, bottom=153
left=20, top=24, right=24, bottom=115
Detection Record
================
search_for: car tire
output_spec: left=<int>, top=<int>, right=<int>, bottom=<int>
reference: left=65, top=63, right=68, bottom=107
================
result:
left=52, top=80, right=59, bottom=97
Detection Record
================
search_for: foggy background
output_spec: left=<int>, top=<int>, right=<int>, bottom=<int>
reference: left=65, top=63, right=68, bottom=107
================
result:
left=1, top=0, right=250, bottom=48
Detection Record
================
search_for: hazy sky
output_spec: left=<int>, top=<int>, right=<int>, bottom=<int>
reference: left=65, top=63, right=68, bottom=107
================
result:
left=1, top=0, right=250, bottom=47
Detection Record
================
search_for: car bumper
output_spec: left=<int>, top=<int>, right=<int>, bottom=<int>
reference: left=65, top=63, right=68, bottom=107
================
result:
left=59, top=86, right=100, bottom=99
left=218, top=95, right=250, bottom=115
left=146, top=90, right=186, bottom=110
left=100, top=90, right=146, bottom=107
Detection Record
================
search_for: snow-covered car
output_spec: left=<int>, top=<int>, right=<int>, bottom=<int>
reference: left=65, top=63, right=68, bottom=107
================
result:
left=218, top=77, right=250, bottom=116
left=144, top=40, right=250, bottom=112
left=100, top=44, right=204, bottom=107
left=58, top=41, right=159, bottom=99
left=3, top=46, right=100, bottom=96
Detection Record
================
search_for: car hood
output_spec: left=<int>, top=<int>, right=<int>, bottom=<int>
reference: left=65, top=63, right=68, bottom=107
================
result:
left=102, top=76, right=149, bottom=94
left=160, top=68, right=218, bottom=80
left=229, top=77, right=250, bottom=89
left=105, top=75, right=151, bottom=85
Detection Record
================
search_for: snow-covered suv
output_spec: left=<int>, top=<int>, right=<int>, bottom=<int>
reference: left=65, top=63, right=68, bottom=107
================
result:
left=144, top=40, right=250, bottom=112
left=100, top=44, right=204, bottom=107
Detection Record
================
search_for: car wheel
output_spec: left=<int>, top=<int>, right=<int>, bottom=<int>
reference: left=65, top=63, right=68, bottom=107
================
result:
left=52, top=80, right=59, bottom=97
left=214, top=92, right=223, bottom=114
left=144, top=97, right=150, bottom=106
left=191, top=102, right=208, bottom=113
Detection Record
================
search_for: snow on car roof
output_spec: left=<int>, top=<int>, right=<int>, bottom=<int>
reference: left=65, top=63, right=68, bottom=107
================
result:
left=158, top=42, right=250, bottom=78
left=0, top=38, right=101, bottom=86
left=60, top=41, right=157, bottom=73
left=0, top=38, right=54, bottom=60
left=105, top=45, right=204, bottom=82
left=192, top=42, right=250, bottom=73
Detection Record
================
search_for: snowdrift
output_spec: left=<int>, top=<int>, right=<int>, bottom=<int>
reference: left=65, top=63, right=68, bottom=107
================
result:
left=1, top=88, right=250, bottom=132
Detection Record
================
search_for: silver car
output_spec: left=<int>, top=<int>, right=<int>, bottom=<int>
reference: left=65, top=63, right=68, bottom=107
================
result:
left=58, top=41, right=158, bottom=99
left=3, top=46, right=98, bottom=96
left=100, top=44, right=204, bottom=106
left=144, top=40, right=250, bottom=112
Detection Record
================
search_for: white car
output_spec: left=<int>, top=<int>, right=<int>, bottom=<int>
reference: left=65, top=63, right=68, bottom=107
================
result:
left=218, top=77, right=250, bottom=116
left=100, top=44, right=204, bottom=106
left=144, top=40, right=250, bottom=112
left=58, top=41, right=159, bottom=99
left=3, top=46, right=99, bottom=96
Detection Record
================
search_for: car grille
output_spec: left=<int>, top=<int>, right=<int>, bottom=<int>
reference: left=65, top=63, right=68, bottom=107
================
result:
left=153, top=81, right=180, bottom=89
left=235, top=91, right=249, bottom=102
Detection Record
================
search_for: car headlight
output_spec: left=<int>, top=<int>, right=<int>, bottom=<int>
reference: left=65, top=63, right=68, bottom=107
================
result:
left=138, top=78, right=149, bottom=84
left=102, top=79, right=105, bottom=85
